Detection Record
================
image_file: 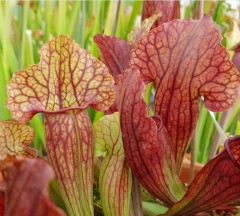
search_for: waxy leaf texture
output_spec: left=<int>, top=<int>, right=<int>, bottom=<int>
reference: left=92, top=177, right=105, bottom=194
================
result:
left=142, top=0, right=180, bottom=28
left=6, top=35, right=115, bottom=216
left=165, top=136, right=240, bottom=216
left=45, top=110, right=93, bottom=216
left=93, top=112, right=132, bottom=216
left=7, top=35, right=115, bottom=122
left=119, top=69, right=185, bottom=206
left=0, top=121, right=37, bottom=163
left=2, top=159, right=65, bottom=216
left=94, top=35, right=132, bottom=114
left=131, top=15, right=240, bottom=171
left=0, top=121, right=37, bottom=216
left=94, top=34, right=131, bottom=79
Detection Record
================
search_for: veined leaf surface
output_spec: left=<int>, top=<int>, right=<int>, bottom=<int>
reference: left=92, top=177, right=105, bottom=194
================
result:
left=93, top=112, right=132, bottom=216
left=119, top=69, right=185, bottom=206
left=131, top=15, right=240, bottom=171
left=7, top=35, right=115, bottom=122
left=0, top=120, right=37, bottom=163
left=2, top=159, right=65, bottom=216
left=45, top=110, right=93, bottom=216
left=94, top=34, right=132, bottom=79
left=164, top=136, right=240, bottom=216
left=6, top=35, right=115, bottom=216
left=142, top=0, right=180, bottom=28
left=0, top=121, right=37, bottom=216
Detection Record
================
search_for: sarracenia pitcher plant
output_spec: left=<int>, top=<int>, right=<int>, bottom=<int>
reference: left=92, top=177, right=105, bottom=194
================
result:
left=0, top=120, right=65, bottom=216
left=3, top=1, right=240, bottom=215
left=6, top=35, right=115, bottom=216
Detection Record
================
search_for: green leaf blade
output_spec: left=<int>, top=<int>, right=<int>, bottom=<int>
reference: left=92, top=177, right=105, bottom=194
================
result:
left=93, top=112, right=132, bottom=216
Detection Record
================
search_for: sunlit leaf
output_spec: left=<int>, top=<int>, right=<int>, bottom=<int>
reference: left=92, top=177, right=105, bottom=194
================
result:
left=164, top=136, right=240, bottom=216
left=142, top=202, right=168, bottom=215
left=2, top=159, right=65, bottom=216
left=142, top=0, right=180, bottom=28
left=94, top=34, right=132, bottom=79
left=45, top=110, right=93, bottom=216
left=6, top=35, right=115, bottom=216
left=94, top=157, right=102, bottom=181
left=0, top=120, right=37, bottom=164
left=131, top=15, right=240, bottom=171
left=119, top=69, right=185, bottom=206
left=7, top=35, right=115, bottom=123
left=0, top=121, right=37, bottom=216
left=94, top=34, right=131, bottom=114
left=93, top=112, right=132, bottom=216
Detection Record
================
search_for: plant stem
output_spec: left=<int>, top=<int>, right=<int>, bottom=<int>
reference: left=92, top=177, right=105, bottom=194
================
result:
left=208, top=111, right=228, bottom=141
left=190, top=131, right=196, bottom=183
left=131, top=175, right=143, bottom=216
left=45, top=111, right=94, bottom=216
left=208, top=111, right=228, bottom=161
